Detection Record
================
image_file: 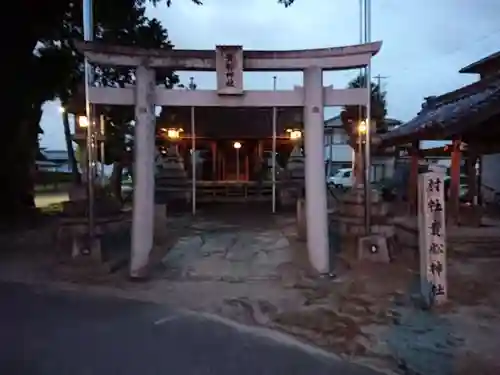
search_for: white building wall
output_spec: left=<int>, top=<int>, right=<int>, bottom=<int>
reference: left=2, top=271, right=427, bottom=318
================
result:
left=373, top=156, right=394, bottom=180
left=324, top=126, right=352, bottom=163
left=324, top=144, right=353, bottom=162
left=481, top=154, right=500, bottom=200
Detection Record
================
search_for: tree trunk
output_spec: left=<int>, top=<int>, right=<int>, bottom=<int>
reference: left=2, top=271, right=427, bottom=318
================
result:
left=0, top=107, right=41, bottom=222
left=62, top=110, right=81, bottom=184
left=0, top=18, right=60, bottom=223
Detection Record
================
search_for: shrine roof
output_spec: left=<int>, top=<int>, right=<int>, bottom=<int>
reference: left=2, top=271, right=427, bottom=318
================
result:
left=379, top=73, right=500, bottom=147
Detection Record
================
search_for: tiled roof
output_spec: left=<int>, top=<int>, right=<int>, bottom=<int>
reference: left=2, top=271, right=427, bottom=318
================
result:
left=42, top=150, right=69, bottom=161
left=380, top=74, right=500, bottom=146
left=459, top=50, right=500, bottom=74
left=324, top=115, right=401, bottom=129
left=324, top=115, right=342, bottom=127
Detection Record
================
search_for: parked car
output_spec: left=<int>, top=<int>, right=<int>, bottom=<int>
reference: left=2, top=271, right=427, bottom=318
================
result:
left=327, top=168, right=353, bottom=189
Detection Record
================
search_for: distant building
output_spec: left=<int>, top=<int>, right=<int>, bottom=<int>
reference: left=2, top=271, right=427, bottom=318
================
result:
left=37, top=149, right=71, bottom=173
left=459, top=50, right=500, bottom=201
left=323, top=115, right=402, bottom=181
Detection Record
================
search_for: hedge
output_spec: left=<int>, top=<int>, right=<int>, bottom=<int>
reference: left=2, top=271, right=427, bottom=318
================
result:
left=36, top=171, right=74, bottom=186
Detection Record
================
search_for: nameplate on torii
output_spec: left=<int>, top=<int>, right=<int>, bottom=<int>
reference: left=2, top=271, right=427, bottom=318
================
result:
left=216, top=45, right=244, bottom=95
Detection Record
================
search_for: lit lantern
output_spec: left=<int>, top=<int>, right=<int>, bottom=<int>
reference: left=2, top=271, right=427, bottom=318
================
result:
left=78, top=115, right=89, bottom=128
left=358, top=121, right=367, bottom=135
left=286, top=128, right=302, bottom=141
left=161, top=127, right=184, bottom=140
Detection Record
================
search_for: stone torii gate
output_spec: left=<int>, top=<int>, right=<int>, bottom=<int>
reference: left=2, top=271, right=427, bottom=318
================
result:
left=76, top=41, right=382, bottom=278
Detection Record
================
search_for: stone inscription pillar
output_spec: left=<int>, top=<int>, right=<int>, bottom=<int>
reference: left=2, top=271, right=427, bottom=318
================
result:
left=130, top=64, right=156, bottom=278
left=418, top=169, right=447, bottom=306
left=303, top=66, right=329, bottom=273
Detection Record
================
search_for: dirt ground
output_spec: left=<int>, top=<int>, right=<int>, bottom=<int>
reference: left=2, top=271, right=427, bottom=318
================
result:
left=1, top=209, right=500, bottom=375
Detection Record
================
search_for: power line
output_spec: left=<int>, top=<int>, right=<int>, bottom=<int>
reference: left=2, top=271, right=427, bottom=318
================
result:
left=373, top=74, right=388, bottom=89
left=373, top=74, right=388, bottom=103
left=392, top=27, right=500, bottom=78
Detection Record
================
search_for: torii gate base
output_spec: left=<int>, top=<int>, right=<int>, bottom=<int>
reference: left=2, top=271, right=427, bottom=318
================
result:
left=77, top=41, right=382, bottom=279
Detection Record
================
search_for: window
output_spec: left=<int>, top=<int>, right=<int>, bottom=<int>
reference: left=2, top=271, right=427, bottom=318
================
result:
left=344, top=171, right=351, bottom=177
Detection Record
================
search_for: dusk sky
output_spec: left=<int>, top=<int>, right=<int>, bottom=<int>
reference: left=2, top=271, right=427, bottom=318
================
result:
left=40, top=0, right=500, bottom=150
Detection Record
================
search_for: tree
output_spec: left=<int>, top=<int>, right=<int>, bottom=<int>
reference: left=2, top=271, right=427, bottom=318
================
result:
left=0, top=0, right=294, bottom=220
left=98, top=17, right=180, bottom=201
left=340, top=74, right=387, bottom=147
left=0, top=0, right=134, bottom=219
left=340, top=74, right=388, bottom=184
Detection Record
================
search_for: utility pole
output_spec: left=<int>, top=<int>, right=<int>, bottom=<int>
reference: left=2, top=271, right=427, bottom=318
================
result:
left=83, top=0, right=96, bottom=253
left=272, top=76, right=277, bottom=213
left=373, top=74, right=388, bottom=99
left=362, top=0, right=372, bottom=236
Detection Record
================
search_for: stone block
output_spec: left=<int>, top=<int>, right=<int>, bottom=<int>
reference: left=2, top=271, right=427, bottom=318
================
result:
left=357, top=234, right=390, bottom=263
left=341, top=186, right=382, bottom=205
left=349, top=224, right=366, bottom=237
left=278, top=190, right=290, bottom=207
left=371, top=224, right=395, bottom=237
left=339, top=202, right=388, bottom=218
left=71, top=228, right=102, bottom=263
left=296, top=198, right=306, bottom=241
left=154, top=204, right=168, bottom=247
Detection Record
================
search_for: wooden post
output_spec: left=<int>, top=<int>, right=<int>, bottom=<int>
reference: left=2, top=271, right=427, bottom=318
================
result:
left=245, top=154, right=249, bottom=181
left=465, top=147, right=481, bottom=226
left=408, top=141, right=420, bottom=215
left=191, top=106, right=196, bottom=215
left=211, top=141, right=217, bottom=180
left=217, top=153, right=221, bottom=180
left=257, top=140, right=263, bottom=159
left=449, top=139, right=461, bottom=224
left=477, top=154, right=483, bottom=206
left=222, top=153, right=226, bottom=180
left=466, top=148, right=478, bottom=205
left=418, top=167, right=447, bottom=306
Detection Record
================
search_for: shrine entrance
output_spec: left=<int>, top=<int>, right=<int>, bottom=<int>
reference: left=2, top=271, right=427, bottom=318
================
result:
left=154, top=105, right=301, bottom=206
left=76, top=41, right=381, bottom=278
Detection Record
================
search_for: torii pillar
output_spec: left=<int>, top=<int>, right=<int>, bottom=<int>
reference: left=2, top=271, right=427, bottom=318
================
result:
left=304, top=66, right=330, bottom=273
left=130, top=64, right=156, bottom=278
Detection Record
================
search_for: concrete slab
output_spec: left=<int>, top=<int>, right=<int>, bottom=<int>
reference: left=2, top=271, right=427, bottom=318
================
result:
left=161, top=214, right=295, bottom=282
